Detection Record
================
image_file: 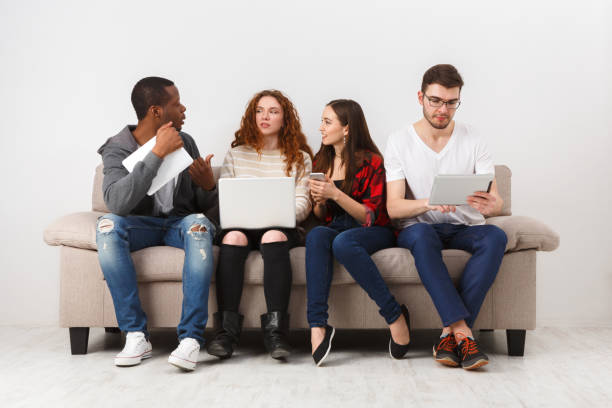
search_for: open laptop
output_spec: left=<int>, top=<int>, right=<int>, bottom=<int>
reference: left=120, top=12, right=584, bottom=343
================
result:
left=218, top=177, right=296, bottom=229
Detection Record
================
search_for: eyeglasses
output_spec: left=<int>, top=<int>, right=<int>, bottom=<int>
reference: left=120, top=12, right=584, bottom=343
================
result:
left=424, top=94, right=461, bottom=109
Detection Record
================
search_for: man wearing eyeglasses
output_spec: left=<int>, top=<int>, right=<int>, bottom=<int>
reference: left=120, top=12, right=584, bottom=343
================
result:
left=385, top=64, right=507, bottom=370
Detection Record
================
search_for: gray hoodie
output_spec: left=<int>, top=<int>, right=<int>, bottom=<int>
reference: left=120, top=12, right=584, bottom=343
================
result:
left=97, top=125, right=219, bottom=225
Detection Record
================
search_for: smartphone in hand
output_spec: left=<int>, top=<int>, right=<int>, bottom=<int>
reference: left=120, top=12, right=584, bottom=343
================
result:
left=309, top=172, right=326, bottom=181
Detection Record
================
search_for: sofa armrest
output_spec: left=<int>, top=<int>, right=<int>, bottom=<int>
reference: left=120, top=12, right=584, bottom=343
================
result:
left=44, top=211, right=107, bottom=250
left=486, top=215, right=560, bottom=252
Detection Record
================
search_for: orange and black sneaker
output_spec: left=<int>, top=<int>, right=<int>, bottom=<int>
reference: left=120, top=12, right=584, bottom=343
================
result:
left=457, top=336, right=489, bottom=370
left=433, top=333, right=460, bottom=367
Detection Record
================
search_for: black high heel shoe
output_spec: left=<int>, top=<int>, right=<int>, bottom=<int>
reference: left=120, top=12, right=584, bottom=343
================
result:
left=389, top=304, right=411, bottom=359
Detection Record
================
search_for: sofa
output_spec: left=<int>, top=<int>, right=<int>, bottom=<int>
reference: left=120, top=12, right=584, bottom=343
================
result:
left=43, top=164, right=559, bottom=356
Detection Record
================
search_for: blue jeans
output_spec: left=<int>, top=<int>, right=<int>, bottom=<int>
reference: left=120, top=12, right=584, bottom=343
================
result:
left=96, top=213, right=216, bottom=345
left=306, top=214, right=399, bottom=327
left=397, top=223, right=507, bottom=328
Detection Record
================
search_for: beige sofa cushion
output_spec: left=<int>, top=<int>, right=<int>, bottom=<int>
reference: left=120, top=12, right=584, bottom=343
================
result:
left=44, top=211, right=558, bottom=254
left=44, top=212, right=105, bottom=250
left=81, top=245, right=470, bottom=286
left=486, top=215, right=560, bottom=252
left=44, top=214, right=557, bottom=289
left=244, top=247, right=472, bottom=286
left=128, top=246, right=220, bottom=282
left=241, top=247, right=464, bottom=285
left=44, top=213, right=558, bottom=286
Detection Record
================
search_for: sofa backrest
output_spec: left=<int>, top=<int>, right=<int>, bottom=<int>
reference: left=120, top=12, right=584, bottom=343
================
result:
left=495, top=165, right=512, bottom=216
left=92, top=165, right=107, bottom=212
left=92, top=164, right=512, bottom=216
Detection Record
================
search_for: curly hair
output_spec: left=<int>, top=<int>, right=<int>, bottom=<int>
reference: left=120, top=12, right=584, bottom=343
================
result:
left=231, top=90, right=313, bottom=178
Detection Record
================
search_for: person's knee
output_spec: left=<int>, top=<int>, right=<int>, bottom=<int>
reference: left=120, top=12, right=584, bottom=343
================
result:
left=331, top=233, right=355, bottom=260
left=410, top=223, right=437, bottom=238
left=96, top=215, right=128, bottom=247
left=182, top=214, right=214, bottom=237
left=96, top=214, right=128, bottom=253
left=260, top=230, right=288, bottom=244
left=482, top=226, right=508, bottom=252
left=398, top=223, right=439, bottom=250
left=186, top=224, right=214, bottom=243
left=96, top=214, right=124, bottom=234
left=306, top=227, right=331, bottom=247
left=222, top=231, right=248, bottom=246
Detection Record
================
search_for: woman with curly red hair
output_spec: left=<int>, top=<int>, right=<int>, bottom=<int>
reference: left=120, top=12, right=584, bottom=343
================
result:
left=206, top=90, right=313, bottom=360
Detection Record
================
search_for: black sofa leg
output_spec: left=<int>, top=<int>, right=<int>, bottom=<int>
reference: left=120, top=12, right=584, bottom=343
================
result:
left=69, top=327, right=90, bottom=355
left=506, top=329, right=526, bottom=356
left=105, top=327, right=121, bottom=334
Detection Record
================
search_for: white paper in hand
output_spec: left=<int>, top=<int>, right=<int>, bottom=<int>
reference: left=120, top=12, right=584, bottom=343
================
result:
left=122, top=136, right=193, bottom=195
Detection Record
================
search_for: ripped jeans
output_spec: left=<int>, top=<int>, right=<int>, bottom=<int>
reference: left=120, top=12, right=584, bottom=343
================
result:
left=96, top=213, right=216, bottom=345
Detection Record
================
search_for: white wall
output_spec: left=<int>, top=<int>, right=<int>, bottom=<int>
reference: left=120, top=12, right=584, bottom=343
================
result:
left=0, top=0, right=610, bottom=327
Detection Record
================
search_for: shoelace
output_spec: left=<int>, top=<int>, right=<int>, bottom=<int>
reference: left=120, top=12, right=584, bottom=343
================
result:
left=459, top=337, right=480, bottom=358
left=122, top=335, right=146, bottom=353
left=177, top=339, right=199, bottom=356
left=438, top=335, right=457, bottom=352
left=125, top=335, right=145, bottom=346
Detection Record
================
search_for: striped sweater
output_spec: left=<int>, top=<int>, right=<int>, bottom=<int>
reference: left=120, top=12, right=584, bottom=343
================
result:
left=220, top=145, right=312, bottom=222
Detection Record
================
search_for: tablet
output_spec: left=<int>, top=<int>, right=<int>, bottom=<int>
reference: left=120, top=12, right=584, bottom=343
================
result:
left=429, top=174, right=494, bottom=205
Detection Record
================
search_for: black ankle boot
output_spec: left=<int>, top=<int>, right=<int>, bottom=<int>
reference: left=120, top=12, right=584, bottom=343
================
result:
left=206, top=311, right=243, bottom=359
left=260, top=311, right=291, bottom=359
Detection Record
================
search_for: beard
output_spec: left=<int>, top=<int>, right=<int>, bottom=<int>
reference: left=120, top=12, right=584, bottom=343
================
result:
left=424, top=107, right=452, bottom=130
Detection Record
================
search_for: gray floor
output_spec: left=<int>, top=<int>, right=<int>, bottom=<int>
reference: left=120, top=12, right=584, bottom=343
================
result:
left=1, top=326, right=611, bottom=407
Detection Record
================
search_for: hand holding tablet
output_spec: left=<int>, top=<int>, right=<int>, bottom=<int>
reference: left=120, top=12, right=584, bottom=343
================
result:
left=426, top=202, right=457, bottom=214
left=465, top=189, right=499, bottom=216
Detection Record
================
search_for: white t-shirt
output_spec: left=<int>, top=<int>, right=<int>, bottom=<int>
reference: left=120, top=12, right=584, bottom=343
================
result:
left=384, top=122, right=494, bottom=228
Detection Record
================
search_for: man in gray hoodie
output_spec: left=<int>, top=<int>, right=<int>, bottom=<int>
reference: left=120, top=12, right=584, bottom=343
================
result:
left=96, top=77, right=218, bottom=371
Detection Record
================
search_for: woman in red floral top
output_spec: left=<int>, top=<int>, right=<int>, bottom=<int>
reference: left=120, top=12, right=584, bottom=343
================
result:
left=306, top=99, right=411, bottom=366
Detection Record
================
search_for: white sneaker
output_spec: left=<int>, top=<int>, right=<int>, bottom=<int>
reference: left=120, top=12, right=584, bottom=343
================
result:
left=114, top=332, right=152, bottom=367
left=168, top=337, right=200, bottom=371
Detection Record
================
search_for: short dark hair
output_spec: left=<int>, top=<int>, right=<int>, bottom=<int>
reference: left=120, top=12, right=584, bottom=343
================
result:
left=421, top=64, right=464, bottom=93
left=131, top=77, right=175, bottom=120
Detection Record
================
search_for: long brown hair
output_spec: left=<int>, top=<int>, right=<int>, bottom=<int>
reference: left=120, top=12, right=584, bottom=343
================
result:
left=231, top=89, right=313, bottom=177
left=313, top=99, right=382, bottom=193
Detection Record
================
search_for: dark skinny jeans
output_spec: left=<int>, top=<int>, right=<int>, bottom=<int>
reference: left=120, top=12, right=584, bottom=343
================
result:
left=306, top=214, right=400, bottom=328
